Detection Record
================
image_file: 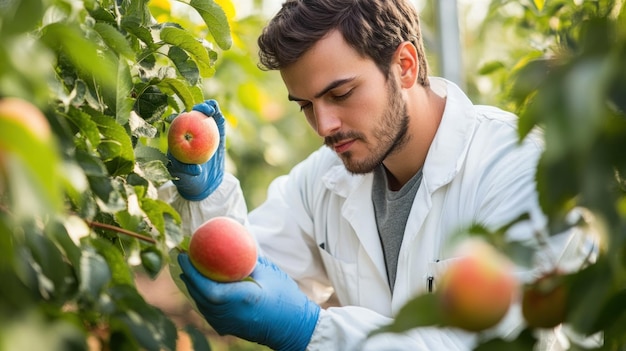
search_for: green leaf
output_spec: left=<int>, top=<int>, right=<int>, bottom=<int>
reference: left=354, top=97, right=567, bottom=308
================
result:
left=115, top=59, right=135, bottom=126
left=89, top=236, right=134, bottom=286
left=24, top=226, right=73, bottom=300
left=1, top=311, right=87, bottom=351
left=140, top=247, right=163, bottom=279
left=0, top=0, right=45, bottom=37
left=158, top=78, right=196, bottom=111
left=478, top=61, right=505, bottom=75
left=141, top=199, right=182, bottom=243
left=187, top=0, right=232, bottom=50
left=135, top=144, right=168, bottom=164
left=93, top=22, right=136, bottom=61
left=47, top=218, right=83, bottom=272
left=107, top=285, right=178, bottom=351
left=91, top=113, right=135, bottom=176
left=369, top=293, right=443, bottom=337
left=160, top=26, right=215, bottom=77
left=0, top=116, right=63, bottom=216
left=40, top=22, right=117, bottom=90
left=183, top=325, right=212, bottom=351
left=474, top=328, right=537, bottom=351
left=78, top=248, right=112, bottom=301
left=168, top=46, right=200, bottom=85
left=129, top=111, right=158, bottom=139
left=137, top=160, right=172, bottom=188
left=164, top=212, right=185, bottom=249
left=121, top=16, right=155, bottom=48
left=134, top=85, right=169, bottom=122
left=120, top=0, right=152, bottom=26
left=65, top=107, right=101, bottom=149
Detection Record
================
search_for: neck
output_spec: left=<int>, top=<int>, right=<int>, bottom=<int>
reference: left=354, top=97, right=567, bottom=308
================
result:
left=383, top=86, right=445, bottom=189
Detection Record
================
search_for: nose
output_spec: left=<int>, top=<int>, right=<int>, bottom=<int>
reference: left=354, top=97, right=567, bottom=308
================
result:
left=312, top=104, right=341, bottom=137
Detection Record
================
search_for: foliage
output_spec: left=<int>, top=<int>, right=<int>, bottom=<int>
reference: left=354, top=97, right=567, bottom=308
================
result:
left=379, top=0, right=626, bottom=349
left=3, top=0, right=626, bottom=350
left=0, top=0, right=232, bottom=349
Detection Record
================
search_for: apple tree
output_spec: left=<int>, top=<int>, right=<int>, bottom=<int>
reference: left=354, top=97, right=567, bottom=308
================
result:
left=0, top=0, right=235, bottom=349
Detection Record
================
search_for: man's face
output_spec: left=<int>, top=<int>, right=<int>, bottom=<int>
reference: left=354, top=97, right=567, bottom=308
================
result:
left=280, top=30, right=410, bottom=174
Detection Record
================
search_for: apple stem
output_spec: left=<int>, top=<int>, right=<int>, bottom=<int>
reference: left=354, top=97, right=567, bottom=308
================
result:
left=242, top=276, right=261, bottom=287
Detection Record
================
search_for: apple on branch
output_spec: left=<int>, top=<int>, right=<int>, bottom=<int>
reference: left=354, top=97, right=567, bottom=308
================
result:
left=436, top=238, right=518, bottom=332
left=522, top=270, right=568, bottom=329
left=188, top=216, right=258, bottom=282
left=167, top=110, right=220, bottom=164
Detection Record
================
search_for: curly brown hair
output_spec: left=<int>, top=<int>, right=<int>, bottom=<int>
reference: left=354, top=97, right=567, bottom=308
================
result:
left=257, top=0, right=430, bottom=86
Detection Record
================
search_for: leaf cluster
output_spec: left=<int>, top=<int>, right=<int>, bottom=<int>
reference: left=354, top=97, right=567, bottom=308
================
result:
left=0, top=0, right=231, bottom=350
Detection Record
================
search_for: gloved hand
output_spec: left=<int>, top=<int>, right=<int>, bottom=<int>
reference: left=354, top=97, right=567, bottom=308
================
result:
left=167, top=99, right=226, bottom=201
left=178, top=253, right=321, bottom=351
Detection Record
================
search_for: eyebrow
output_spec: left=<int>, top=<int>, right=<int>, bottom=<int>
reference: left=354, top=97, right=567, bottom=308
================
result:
left=288, top=77, right=356, bottom=101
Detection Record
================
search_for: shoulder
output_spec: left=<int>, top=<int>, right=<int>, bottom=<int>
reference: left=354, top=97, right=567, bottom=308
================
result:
left=474, top=105, right=544, bottom=152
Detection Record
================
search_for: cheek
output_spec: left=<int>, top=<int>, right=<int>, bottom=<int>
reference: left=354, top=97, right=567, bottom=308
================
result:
left=303, top=110, right=317, bottom=131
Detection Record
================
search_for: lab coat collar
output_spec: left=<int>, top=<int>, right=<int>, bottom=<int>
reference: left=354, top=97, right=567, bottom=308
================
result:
left=422, top=78, right=478, bottom=193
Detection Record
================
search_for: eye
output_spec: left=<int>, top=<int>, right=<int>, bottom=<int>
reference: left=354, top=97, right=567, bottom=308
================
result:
left=298, top=102, right=312, bottom=112
left=332, top=89, right=353, bottom=101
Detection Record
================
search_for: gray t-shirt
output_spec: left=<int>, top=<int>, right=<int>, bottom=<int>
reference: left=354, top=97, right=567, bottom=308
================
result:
left=372, top=164, right=423, bottom=293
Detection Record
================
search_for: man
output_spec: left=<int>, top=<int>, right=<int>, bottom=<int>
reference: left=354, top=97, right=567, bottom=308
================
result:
left=159, top=0, right=591, bottom=350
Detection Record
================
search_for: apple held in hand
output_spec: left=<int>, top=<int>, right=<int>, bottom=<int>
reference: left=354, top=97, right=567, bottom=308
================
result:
left=188, top=216, right=258, bottom=282
left=522, top=271, right=568, bottom=329
left=437, top=238, right=518, bottom=332
left=168, top=110, right=220, bottom=164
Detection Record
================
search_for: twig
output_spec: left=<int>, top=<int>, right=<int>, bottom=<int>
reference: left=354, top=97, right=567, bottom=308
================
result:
left=86, top=220, right=157, bottom=244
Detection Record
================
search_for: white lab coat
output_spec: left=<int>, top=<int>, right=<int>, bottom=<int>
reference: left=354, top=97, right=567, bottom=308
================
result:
left=159, top=78, right=593, bottom=350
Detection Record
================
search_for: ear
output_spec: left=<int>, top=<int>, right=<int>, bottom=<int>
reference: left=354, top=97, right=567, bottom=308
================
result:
left=393, top=42, right=419, bottom=89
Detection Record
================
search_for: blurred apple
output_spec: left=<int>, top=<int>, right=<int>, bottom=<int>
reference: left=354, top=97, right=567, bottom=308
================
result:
left=188, top=216, right=257, bottom=282
left=0, top=97, right=52, bottom=194
left=168, top=110, right=220, bottom=164
left=522, top=271, right=568, bottom=328
left=0, top=97, right=51, bottom=142
left=437, top=238, right=518, bottom=332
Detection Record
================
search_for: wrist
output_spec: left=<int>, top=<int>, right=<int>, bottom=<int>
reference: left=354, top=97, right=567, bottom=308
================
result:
left=277, top=299, right=321, bottom=351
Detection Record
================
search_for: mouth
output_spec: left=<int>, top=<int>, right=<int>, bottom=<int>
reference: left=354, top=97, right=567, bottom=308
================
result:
left=333, top=139, right=356, bottom=154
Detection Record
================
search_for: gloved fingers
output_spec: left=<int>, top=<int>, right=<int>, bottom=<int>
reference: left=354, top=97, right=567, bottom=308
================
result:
left=167, top=152, right=203, bottom=174
left=251, top=256, right=299, bottom=291
left=178, top=253, right=247, bottom=303
left=192, top=101, right=216, bottom=117
left=193, top=100, right=225, bottom=136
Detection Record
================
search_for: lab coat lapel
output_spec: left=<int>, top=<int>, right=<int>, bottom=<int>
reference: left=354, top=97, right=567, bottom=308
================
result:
left=322, top=166, right=388, bottom=285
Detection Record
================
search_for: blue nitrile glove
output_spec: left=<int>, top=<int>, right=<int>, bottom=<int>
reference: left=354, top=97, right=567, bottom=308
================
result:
left=167, top=99, right=226, bottom=201
left=178, top=253, right=321, bottom=351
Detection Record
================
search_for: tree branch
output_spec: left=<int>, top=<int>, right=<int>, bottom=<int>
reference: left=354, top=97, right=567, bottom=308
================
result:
left=86, top=220, right=157, bottom=244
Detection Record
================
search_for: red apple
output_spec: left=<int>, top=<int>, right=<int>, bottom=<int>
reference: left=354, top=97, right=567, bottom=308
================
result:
left=167, top=110, right=220, bottom=164
left=437, top=238, right=518, bottom=332
left=188, top=216, right=258, bottom=282
left=522, top=271, right=568, bottom=328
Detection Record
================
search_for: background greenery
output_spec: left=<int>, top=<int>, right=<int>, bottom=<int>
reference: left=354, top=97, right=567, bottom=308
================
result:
left=0, top=0, right=624, bottom=350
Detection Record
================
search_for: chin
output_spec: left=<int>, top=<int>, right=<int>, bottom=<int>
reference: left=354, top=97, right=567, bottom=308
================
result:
left=341, top=156, right=380, bottom=175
